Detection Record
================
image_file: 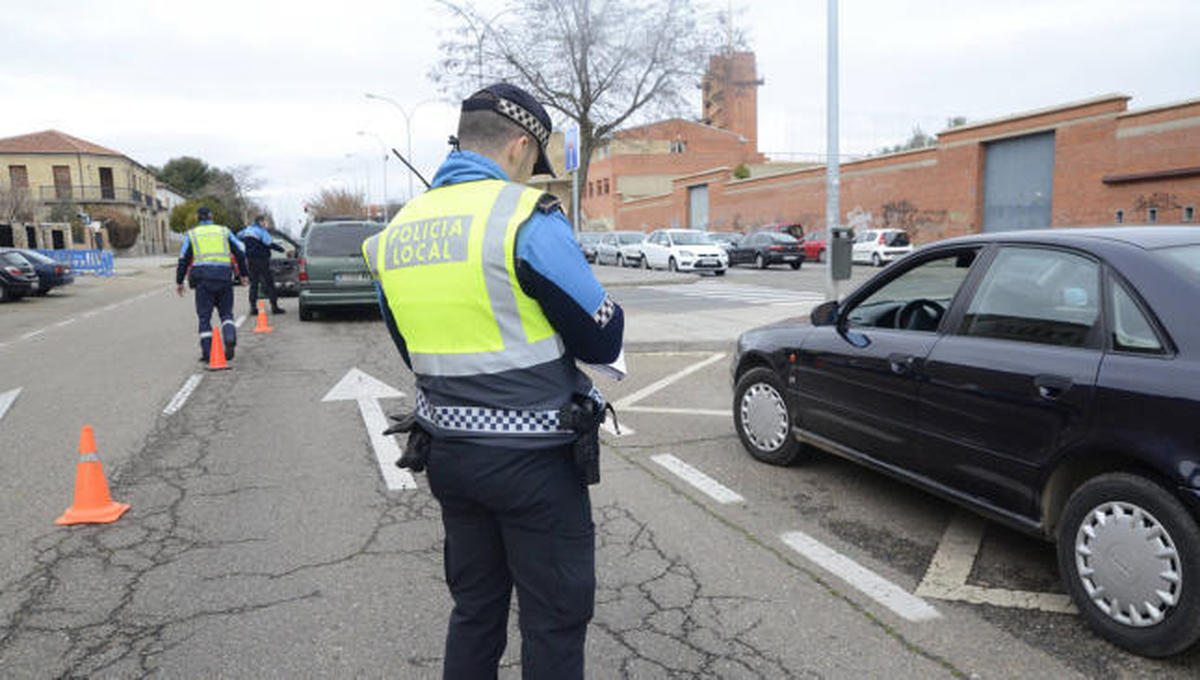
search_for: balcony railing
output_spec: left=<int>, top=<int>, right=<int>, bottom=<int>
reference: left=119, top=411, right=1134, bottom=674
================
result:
left=38, top=185, right=145, bottom=205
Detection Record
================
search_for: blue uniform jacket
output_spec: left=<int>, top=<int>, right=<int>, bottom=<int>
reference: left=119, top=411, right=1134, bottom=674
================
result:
left=176, top=221, right=249, bottom=284
left=237, top=223, right=286, bottom=260
left=377, top=150, right=624, bottom=369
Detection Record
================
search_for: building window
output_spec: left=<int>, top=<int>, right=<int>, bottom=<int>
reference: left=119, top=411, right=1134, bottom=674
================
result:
left=1148, top=207, right=1158, bottom=224
left=8, top=165, right=29, bottom=190
left=1115, top=210, right=1123, bottom=224
left=588, top=182, right=594, bottom=198
left=669, top=140, right=687, bottom=154
left=1185, top=206, right=1195, bottom=223
left=603, top=178, right=610, bottom=194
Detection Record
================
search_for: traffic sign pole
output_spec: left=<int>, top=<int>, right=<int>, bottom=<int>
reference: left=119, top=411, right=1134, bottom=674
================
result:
left=565, top=126, right=580, bottom=234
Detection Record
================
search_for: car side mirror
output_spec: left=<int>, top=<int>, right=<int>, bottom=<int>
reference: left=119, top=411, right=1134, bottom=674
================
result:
left=810, top=300, right=839, bottom=326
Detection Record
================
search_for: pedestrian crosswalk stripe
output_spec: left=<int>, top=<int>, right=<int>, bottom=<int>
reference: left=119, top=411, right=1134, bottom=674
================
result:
left=638, top=283, right=826, bottom=306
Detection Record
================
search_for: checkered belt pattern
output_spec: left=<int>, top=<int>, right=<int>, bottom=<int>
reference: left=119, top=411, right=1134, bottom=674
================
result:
left=414, top=387, right=606, bottom=435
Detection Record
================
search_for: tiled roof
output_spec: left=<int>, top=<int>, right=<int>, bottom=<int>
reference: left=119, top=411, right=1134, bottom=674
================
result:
left=0, top=129, right=124, bottom=157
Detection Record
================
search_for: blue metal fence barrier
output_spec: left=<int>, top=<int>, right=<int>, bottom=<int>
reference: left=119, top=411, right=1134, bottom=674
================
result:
left=34, top=249, right=115, bottom=276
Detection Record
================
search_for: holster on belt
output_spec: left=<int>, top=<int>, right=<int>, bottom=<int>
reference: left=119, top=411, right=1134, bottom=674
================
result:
left=557, top=395, right=617, bottom=486
left=383, top=411, right=432, bottom=473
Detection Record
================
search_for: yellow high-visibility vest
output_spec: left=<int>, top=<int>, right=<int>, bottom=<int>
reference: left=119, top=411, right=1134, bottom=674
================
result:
left=188, top=224, right=232, bottom=264
left=363, top=180, right=563, bottom=377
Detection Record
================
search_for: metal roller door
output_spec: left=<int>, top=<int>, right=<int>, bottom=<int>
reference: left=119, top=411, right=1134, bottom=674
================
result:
left=982, top=131, right=1055, bottom=232
left=688, top=184, right=709, bottom=230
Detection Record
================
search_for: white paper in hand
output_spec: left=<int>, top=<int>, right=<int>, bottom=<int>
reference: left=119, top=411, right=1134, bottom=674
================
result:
left=586, top=348, right=627, bottom=381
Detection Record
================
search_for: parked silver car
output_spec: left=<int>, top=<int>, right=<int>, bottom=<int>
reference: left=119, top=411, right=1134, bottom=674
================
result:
left=595, top=231, right=647, bottom=267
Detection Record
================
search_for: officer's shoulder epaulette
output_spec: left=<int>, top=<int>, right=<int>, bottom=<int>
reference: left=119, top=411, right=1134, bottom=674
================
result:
left=536, top=193, right=564, bottom=215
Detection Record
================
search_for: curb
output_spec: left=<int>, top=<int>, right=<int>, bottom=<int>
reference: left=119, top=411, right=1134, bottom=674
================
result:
left=625, top=339, right=737, bottom=353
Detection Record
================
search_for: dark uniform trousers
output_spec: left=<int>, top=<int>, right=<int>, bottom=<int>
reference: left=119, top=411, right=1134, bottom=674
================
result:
left=194, top=276, right=236, bottom=359
left=427, top=437, right=594, bottom=680
left=246, top=255, right=278, bottom=311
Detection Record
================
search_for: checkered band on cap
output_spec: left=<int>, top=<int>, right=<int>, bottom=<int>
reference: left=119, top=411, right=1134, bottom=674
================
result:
left=496, top=98, right=550, bottom=148
left=415, top=389, right=566, bottom=434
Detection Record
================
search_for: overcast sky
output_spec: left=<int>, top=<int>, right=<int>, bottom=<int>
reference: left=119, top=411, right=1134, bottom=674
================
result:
left=4, top=0, right=1198, bottom=234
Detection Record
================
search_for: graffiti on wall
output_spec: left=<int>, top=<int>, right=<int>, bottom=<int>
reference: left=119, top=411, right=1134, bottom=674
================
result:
left=880, top=200, right=948, bottom=242
left=1133, top=193, right=1180, bottom=211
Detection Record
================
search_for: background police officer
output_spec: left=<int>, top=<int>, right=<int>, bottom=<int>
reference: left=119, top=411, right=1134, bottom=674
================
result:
left=237, top=214, right=287, bottom=314
left=363, top=84, right=623, bottom=680
left=176, top=206, right=249, bottom=362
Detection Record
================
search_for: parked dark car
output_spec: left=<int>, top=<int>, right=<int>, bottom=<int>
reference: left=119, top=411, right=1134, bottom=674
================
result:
left=708, top=231, right=744, bottom=254
left=731, top=227, right=1200, bottom=657
left=5, top=249, right=74, bottom=295
left=266, top=230, right=300, bottom=297
left=0, top=251, right=38, bottom=302
left=728, top=231, right=806, bottom=269
left=299, top=220, right=384, bottom=320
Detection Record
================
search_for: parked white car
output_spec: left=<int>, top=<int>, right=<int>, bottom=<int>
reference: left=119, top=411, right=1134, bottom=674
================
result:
left=595, top=231, right=647, bottom=267
left=640, top=229, right=727, bottom=275
left=852, top=229, right=914, bottom=267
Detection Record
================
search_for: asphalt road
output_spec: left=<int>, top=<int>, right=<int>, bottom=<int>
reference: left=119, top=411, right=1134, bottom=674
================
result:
left=0, top=259, right=1197, bottom=677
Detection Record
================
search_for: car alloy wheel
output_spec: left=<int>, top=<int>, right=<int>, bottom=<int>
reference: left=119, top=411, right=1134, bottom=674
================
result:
left=1057, top=472, right=1200, bottom=657
left=733, top=367, right=807, bottom=466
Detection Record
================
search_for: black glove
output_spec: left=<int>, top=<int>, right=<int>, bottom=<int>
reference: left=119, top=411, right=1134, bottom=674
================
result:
left=384, top=411, right=431, bottom=473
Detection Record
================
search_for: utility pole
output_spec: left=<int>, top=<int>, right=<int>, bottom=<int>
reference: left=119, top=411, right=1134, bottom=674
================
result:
left=357, top=131, right=388, bottom=220
left=825, top=0, right=840, bottom=302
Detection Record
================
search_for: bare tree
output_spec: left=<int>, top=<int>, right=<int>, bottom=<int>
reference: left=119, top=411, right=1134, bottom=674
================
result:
left=431, top=0, right=730, bottom=223
left=305, top=187, right=367, bottom=220
left=0, top=185, right=35, bottom=224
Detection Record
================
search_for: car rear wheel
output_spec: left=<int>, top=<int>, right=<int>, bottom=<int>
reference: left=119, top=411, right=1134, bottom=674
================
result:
left=733, top=367, right=807, bottom=466
left=756, top=254, right=767, bottom=270
left=872, top=252, right=883, bottom=267
left=1057, top=472, right=1200, bottom=657
left=790, top=261, right=802, bottom=270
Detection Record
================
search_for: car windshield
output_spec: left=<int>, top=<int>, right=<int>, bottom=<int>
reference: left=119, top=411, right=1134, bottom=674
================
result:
left=306, top=224, right=383, bottom=257
left=767, top=233, right=799, bottom=244
left=885, top=232, right=911, bottom=246
left=670, top=231, right=712, bottom=245
left=617, top=233, right=644, bottom=244
left=21, top=251, right=55, bottom=264
left=1156, top=245, right=1200, bottom=283
left=805, top=231, right=826, bottom=242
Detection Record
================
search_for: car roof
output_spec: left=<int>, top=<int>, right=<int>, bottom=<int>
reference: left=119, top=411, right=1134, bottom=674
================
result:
left=935, top=226, right=1200, bottom=251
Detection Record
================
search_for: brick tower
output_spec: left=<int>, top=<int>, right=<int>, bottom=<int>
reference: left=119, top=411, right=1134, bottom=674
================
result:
left=702, top=51, right=764, bottom=151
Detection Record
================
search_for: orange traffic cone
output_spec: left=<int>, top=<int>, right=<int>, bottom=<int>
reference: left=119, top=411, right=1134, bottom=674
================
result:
left=56, top=425, right=130, bottom=525
left=252, top=300, right=274, bottom=334
left=207, top=328, right=230, bottom=371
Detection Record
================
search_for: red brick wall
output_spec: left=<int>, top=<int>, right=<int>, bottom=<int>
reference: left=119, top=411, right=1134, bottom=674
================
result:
left=612, top=95, right=1200, bottom=241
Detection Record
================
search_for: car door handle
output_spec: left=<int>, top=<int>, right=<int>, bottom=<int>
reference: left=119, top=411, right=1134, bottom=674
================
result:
left=1034, top=374, right=1073, bottom=400
left=888, top=353, right=916, bottom=375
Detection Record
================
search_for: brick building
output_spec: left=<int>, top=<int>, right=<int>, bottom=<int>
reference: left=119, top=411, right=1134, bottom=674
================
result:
left=586, top=51, right=1200, bottom=241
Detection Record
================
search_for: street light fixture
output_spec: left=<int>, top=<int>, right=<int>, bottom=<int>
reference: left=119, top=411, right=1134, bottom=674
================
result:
left=357, top=130, right=388, bottom=220
left=364, top=93, right=444, bottom=201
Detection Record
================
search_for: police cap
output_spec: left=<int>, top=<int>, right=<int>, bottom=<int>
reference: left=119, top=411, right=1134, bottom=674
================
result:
left=462, top=83, right=555, bottom=178
left=197, top=206, right=212, bottom=219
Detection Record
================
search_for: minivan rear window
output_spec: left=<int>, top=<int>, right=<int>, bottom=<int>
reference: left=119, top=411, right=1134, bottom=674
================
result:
left=306, top=224, right=383, bottom=257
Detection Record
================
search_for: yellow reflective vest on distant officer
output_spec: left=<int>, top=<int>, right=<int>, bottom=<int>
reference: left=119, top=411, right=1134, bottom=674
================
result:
left=188, top=224, right=233, bottom=264
left=363, top=180, right=563, bottom=378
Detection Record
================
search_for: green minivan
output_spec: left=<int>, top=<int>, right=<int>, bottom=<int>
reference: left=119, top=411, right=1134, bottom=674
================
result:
left=298, top=220, right=385, bottom=321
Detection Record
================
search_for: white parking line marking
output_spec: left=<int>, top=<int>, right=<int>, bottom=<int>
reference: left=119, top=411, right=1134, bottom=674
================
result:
left=0, top=387, right=22, bottom=424
left=19, top=329, right=45, bottom=341
left=624, top=406, right=731, bottom=417
left=614, top=352, right=726, bottom=409
left=651, top=454, right=744, bottom=504
left=163, top=374, right=203, bottom=415
left=600, top=413, right=634, bottom=436
left=914, top=514, right=1077, bottom=613
left=781, top=530, right=941, bottom=622
left=52, top=318, right=76, bottom=328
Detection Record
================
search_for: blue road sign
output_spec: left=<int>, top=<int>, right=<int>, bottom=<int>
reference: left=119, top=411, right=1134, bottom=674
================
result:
left=565, top=126, right=579, bottom=173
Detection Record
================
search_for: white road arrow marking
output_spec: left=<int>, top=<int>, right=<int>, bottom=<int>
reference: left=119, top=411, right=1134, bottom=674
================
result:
left=322, top=368, right=416, bottom=491
left=0, top=387, right=21, bottom=424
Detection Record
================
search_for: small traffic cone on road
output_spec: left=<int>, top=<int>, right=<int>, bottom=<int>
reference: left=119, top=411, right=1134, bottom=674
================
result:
left=207, top=329, right=230, bottom=371
left=252, top=300, right=274, bottom=334
left=56, top=425, right=130, bottom=526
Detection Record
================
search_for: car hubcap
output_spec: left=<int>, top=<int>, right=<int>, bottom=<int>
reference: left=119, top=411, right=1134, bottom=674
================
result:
left=1075, top=501, right=1182, bottom=627
left=740, top=383, right=788, bottom=452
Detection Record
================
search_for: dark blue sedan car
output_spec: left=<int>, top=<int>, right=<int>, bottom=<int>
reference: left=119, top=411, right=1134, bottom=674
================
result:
left=4, top=249, right=75, bottom=295
left=732, top=227, right=1200, bottom=657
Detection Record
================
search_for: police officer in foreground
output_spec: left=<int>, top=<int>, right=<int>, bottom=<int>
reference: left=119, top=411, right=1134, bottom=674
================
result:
left=237, top=214, right=288, bottom=314
left=176, top=206, right=249, bottom=362
left=362, top=83, right=624, bottom=679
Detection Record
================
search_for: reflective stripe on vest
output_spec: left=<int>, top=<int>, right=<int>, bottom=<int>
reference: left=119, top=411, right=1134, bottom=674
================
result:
left=363, top=180, right=563, bottom=378
left=189, top=224, right=232, bottom=264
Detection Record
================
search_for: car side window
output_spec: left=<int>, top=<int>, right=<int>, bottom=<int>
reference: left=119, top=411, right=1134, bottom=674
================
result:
left=1109, top=277, right=1164, bottom=354
left=847, top=249, right=979, bottom=331
left=961, top=247, right=1100, bottom=348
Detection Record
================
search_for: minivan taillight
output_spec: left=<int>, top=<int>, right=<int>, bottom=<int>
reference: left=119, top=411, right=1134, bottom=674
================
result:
left=298, top=257, right=308, bottom=282
left=878, top=234, right=886, bottom=244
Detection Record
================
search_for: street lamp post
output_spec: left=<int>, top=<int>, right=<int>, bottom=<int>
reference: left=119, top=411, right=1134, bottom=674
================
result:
left=357, top=130, right=388, bottom=220
left=364, top=94, right=443, bottom=202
